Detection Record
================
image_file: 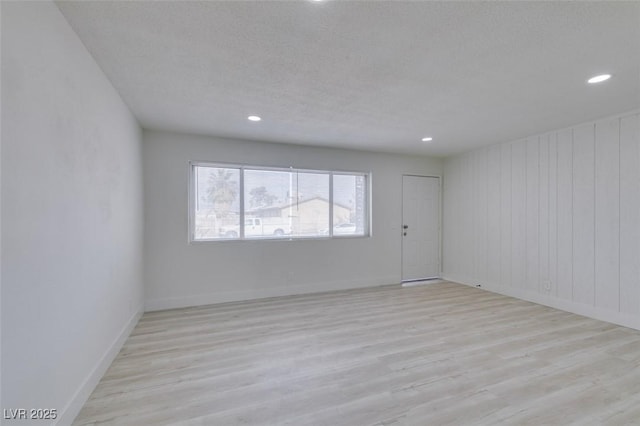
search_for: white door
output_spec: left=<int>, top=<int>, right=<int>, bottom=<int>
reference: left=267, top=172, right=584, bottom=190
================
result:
left=402, top=175, right=440, bottom=281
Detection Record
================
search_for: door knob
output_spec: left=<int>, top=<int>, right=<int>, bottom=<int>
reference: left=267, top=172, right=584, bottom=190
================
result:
left=403, top=225, right=408, bottom=229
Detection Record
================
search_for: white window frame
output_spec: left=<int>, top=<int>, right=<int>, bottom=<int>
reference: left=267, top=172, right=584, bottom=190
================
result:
left=188, top=161, right=371, bottom=242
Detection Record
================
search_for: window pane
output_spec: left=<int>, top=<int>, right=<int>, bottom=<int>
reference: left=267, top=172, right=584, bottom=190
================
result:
left=289, top=172, right=330, bottom=238
left=244, top=169, right=292, bottom=238
left=333, top=174, right=367, bottom=236
left=194, top=166, right=240, bottom=240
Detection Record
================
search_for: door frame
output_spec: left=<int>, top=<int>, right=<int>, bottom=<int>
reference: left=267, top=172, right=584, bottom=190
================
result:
left=401, top=174, right=443, bottom=282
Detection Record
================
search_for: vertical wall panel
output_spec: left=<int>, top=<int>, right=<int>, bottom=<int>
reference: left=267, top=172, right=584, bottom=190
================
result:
left=449, top=156, right=464, bottom=278
left=452, top=157, right=464, bottom=277
left=487, top=145, right=502, bottom=286
left=556, top=129, right=573, bottom=301
left=470, top=152, right=479, bottom=281
left=594, top=118, right=620, bottom=311
left=470, top=153, right=477, bottom=280
left=539, top=135, right=550, bottom=293
left=549, top=133, right=558, bottom=295
left=526, top=137, right=540, bottom=292
left=442, top=157, right=458, bottom=276
left=452, top=157, right=465, bottom=277
left=500, top=143, right=512, bottom=288
left=475, top=149, right=489, bottom=285
left=461, top=154, right=474, bottom=281
left=511, top=140, right=527, bottom=289
left=572, top=123, right=595, bottom=306
left=620, top=114, right=640, bottom=315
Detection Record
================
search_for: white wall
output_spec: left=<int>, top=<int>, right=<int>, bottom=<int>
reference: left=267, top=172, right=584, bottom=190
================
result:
left=0, top=0, right=3, bottom=415
left=1, top=2, right=144, bottom=425
left=143, top=130, right=442, bottom=310
left=443, top=110, right=640, bottom=330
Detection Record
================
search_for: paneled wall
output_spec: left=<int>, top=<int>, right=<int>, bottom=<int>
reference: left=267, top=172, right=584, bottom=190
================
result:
left=443, top=110, right=640, bottom=330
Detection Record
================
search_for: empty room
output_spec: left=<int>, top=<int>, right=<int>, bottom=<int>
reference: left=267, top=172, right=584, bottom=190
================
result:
left=2, top=0, right=640, bottom=425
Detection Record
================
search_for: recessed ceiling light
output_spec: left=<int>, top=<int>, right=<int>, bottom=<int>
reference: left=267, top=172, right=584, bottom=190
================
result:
left=247, top=115, right=261, bottom=122
left=421, top=137, right=433, bottom=142
left=587, top=74, right=611, bottom=84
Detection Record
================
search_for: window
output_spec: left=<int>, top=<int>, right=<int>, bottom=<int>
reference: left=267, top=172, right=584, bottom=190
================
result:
left=190, top=163, right=370, bottom=241
left=333, top=173, right=367, bottom=237
left=193, top=166, right=240, bottom=239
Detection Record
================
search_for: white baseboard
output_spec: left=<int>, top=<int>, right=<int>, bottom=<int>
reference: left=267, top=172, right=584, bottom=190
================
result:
left=402, top=278, right=445, bottom=287
left=145, top=276, right=399, bottom=311
left=55, top=305, right=144, bottom=426
left=442, top=275, right=640, bottom=332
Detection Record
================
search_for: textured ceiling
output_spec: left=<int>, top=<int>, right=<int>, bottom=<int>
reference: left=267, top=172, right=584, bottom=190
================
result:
left=56, top=1, right=640, bottom=157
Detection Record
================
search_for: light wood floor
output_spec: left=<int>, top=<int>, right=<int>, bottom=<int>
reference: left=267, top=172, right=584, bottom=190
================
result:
left=73, top=282, right=640, bottom=425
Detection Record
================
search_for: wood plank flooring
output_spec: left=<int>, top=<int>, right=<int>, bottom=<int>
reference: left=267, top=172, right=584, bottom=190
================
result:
left=73, top=282, right=640, bottom=425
